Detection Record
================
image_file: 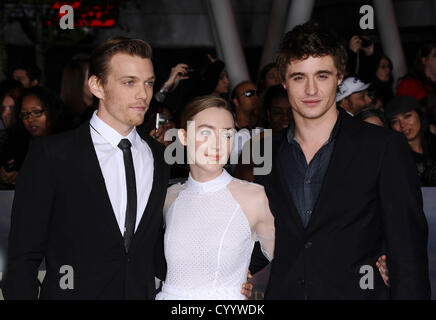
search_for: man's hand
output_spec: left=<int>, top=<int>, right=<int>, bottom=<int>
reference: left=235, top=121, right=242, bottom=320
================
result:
left=241, top=270, right=254, bottom=300
left=376, top=255, right=390, bottom=287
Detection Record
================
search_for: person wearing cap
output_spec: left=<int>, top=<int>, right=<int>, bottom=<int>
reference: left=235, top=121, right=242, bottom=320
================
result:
left=336, top=76, right=372, bottom=116
left=385, top=95, right=436, bottom=186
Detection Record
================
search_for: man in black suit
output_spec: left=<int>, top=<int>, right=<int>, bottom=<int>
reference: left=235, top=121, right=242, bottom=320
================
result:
left=253, top=22, right=431, bottom=299
left=2, top=37, right=170, bottom=299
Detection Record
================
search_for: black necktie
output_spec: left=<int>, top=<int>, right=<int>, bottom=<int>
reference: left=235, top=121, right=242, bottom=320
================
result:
left=118, top=138, right=137, bottom=252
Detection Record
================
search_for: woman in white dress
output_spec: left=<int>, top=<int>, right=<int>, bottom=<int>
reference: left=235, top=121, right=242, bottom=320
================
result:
left=156, top=96, right=275, bottom=300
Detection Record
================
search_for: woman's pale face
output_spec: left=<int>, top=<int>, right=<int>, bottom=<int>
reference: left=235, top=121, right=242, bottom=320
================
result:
left=182, top=107, right=235, bottom=174
left=376, top=58, right=391, bottom=83
left=390, top=110, right=421, bottom=141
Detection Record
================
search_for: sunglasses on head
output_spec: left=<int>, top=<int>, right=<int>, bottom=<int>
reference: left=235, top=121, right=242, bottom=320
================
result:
left=239, top=90, right=259, bottom=98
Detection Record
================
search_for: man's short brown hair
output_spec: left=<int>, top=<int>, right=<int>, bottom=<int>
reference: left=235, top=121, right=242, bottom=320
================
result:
left=89, top=37, right=152, bottom=84
left=276, top=21, right=348, bottom=81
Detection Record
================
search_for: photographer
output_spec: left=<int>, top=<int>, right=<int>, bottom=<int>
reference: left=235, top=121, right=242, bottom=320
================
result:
left=347, top=34, right=379, bottom=83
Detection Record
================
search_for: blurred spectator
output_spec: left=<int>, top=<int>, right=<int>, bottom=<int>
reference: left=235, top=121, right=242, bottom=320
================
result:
left=385, top=95, right=436, bottom=186
left=139, top=99, right=176, bottom=148
left=425, top=91, right=436, bottom=134
left=396, top=42, right=436, bottom=102
left=369, top=54, right=394, bottom=107
left=11, top=63, right=41, bottom=88
left=0, top=86, right=72, bottom=188
left=336, top=77, right=372, bottom=116
left=231, top=81, right=261, bottom=130
left=354, top=107, right=386, bottom=127
left=154, top=63, right=191, bottom=104
left=60, top=54, right=94, bottom=126
left=257, top=63, right=281, bottom=98
left=263, top=84, right=292, bottom=133
left=198, top=55, right=230, bottom=98
left=0, top=80, right=24, bottom=129
left=346, top=34, right=378, bottom=83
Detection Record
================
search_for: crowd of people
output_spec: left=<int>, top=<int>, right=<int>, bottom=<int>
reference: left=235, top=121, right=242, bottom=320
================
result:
left=1, top=32, right=435, bottom=189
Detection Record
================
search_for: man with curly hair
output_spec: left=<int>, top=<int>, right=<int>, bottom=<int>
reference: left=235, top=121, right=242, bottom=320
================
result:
left=253, top=22, right=431, bottom=299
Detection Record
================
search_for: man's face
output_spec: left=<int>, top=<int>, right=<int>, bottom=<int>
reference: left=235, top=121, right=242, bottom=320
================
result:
left=90, top=53, right=155, bottom=135
left=13, top=69, right=32, bottom=88
left=283, top=55, right=341, bottom=121
left=234, top=82, right=260, bottom=115
left=348, top=90, right=372, bottom=114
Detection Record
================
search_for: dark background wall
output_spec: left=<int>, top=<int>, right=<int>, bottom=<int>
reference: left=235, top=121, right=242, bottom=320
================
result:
left=2, top=0, right=436, bottom=93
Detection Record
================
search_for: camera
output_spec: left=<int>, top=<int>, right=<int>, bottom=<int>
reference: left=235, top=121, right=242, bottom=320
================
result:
left=360, top=36, right=373, bottom=48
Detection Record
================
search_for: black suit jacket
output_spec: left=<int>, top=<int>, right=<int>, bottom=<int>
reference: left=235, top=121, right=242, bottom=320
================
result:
left=3, top=121, right=170, bottom=299
left=254, top=111, right=431, bottom=299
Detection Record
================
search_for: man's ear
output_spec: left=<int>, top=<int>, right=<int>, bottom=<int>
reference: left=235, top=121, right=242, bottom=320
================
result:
left=88, top=75, right=104, bottom=100
left=282, top=81, right=287, bottom=90
left=337, top=73, right=344, bottom=86
left=31, top=79, right=39, bottom=87
left=177, top=129, right=187, bottom=146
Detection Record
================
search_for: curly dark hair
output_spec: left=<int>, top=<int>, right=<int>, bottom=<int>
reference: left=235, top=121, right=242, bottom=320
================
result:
left=276, top=21, right=348, bottom=81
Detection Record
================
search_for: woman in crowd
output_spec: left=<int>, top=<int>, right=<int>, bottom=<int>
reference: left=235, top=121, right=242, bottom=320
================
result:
left=60, top=54, right=94, bottom=126
left=198, top=55, right=230, bottom=98
left=156, top=95, right=275, bottom=300
left=396, top=42, right=436, bottom=102
left=385, top=95, right=436, bottom=186
left=369, top=54, right=394, bottom=107
left=263, top=84, right=292, bottom=133
left=0, top=80, right=23, bottom=130
left=0, top=86, right=71, bottom=187
left=257, top=63, right=281, bottom=98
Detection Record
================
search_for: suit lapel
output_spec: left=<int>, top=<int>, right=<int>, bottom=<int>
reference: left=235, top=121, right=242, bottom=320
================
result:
left=75, top=121, right=124, bottom=242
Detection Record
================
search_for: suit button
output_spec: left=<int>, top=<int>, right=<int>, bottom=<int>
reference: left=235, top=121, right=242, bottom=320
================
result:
left=305, top=241, right=312, bottom=249
left=299, top=279, right=305, bottom=286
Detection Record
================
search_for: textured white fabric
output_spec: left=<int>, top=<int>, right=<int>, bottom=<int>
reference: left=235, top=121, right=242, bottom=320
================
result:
left=90, top=111, right=154, bottom=234
left=156, top=169, right=274, bottom=300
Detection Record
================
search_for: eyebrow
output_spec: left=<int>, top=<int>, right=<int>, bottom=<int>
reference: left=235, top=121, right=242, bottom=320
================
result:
left=288, top=70, right=334, bottom=77
left=118, top=75, right=156, bottom=81
left=198, top=124, right=234, bottom=130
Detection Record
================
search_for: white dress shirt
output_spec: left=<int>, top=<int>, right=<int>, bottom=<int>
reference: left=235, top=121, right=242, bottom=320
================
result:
left=90, top=111, right=154, bottom=234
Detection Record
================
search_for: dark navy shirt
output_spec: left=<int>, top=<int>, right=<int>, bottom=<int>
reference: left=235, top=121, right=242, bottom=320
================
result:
left=280, top=110, right=342, bottom=228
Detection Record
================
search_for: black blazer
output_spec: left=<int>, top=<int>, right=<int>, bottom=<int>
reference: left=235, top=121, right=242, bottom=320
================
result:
left=2, top=121, right=170, bottom=299
left=254, top=111, right=431, bottom=299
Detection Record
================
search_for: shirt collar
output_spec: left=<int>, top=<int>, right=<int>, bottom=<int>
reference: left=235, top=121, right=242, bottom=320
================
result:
left=286, top=107, right=343, bottom=145
left=90, top=110, right=138, bottom=149
left=187, top=168, right=233, bottom=194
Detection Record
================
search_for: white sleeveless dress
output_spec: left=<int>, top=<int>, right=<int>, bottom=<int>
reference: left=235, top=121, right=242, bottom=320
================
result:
left=155, top=169, right=274, bottom=300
